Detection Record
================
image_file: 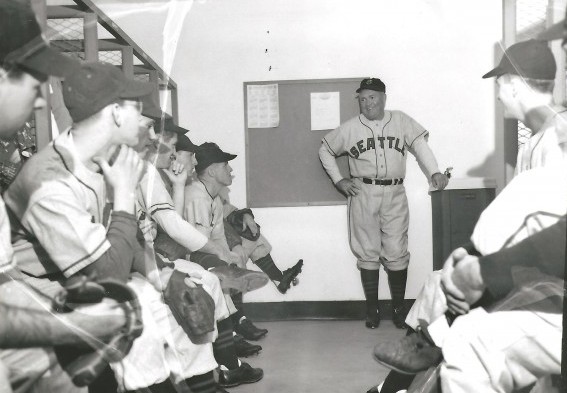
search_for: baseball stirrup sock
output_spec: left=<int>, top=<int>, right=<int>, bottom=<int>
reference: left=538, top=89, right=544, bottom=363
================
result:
left=360, top=269, right=380, bottom=315
left=185, top=371, right=216, bottom=393
left=213, top=318, right=239, bottom=370
left=254, top=254, right=284, bottom=281
left=388, top=268, right=407, bottom=307
left=230, top=291, right=245, bottom=325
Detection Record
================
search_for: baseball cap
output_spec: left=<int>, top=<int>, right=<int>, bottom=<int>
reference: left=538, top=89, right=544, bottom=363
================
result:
left=155, top=117, right=188, bottom=135
left=176, top=135, right=199, bottom=153
left=482, top=39, right=556, bottom=80
left=0, top=0, right=78, bottom=80
left=141, top=93, right=164, bottom=120
left=356, top=78, right=386, bottom=93
left=63, top=62, right=155, bottom=122
left=195, top=142, right=236, bottom=173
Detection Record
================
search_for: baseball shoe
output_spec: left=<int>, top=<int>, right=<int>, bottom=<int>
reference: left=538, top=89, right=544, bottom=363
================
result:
left=365, top=310, right=380, bottom=329
left=211, top=265, right=269, bottom=294
left=392, top=306, right=407, bottom=329
left=234, top=334, right=262, bottom=357
left=372, top=331, right=442, bottom=374
left=277, top=259, right=303, bottom=294
left=234, top=318, right=268, bottom=341
left=218, top=362, right=263, bottom=387
left=365, top=382, right=383, bottom=393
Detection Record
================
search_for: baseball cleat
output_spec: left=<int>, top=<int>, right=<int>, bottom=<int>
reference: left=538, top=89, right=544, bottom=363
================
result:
left=277, top=259, right=303, bottom=294
left=372, top=331, right=442, bottom=374
left=218, top=362, right=263, bottom=387
left=365, top=311, right=380, bottom=329
left=392, top=306, right=407, bottom=329
left=234, top=334, right=262, bottom=357
left=234, top=318, right=268, bottom=341
left=211, top=265, right=269, bottom=294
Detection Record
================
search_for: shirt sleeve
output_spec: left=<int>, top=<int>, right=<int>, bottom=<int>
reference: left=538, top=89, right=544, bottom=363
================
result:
left=479, top=215, right=566, bottom=299
left=401, top=113, right=440, bottom=179
left=319, top=142, right=344, bottom=184
left=139, top=165, right=207, bottom=252
left=22, top=194, right=110, bottom=277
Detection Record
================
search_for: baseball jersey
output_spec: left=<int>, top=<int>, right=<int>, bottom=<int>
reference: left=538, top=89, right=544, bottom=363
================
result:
left=136, top=162, right=208, bottom=251
left=515, top=108, right=567, bottom=174
left=184, top=181, right=231, bottom=254
left=319, top=110, right=440, bottom=183
left=471, top=165, right=567, bottom=255
left=0, top=198, right=15, bottom=274
left=5, top=130, right=110, bottom=278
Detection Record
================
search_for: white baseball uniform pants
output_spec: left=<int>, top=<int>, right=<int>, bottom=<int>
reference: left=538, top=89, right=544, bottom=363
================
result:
left=349, top=181, right=410, bottom=271
left=441, top=307, right=561, bottom=393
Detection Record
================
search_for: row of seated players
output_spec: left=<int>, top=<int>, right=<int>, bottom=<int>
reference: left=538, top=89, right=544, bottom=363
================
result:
left=0, top=2, right=301, bottom=392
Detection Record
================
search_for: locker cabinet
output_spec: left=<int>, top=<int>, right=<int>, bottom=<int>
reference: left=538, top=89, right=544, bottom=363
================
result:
left=430, top=179, right=496, bottom=270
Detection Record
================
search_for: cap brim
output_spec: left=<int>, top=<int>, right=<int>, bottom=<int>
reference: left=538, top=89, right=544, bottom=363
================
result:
left=19, top=44, right=79, bottom=78
left=120, top=79, right=155, bottom=100
left=224, top=153, right=237, bottom=161
left=537, top=20, right=564, bottom=41
left=482, top=66, right=505, bottom=79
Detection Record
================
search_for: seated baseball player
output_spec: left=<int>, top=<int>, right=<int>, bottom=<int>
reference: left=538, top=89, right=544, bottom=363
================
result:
left=0, top=3, right=136, bottom=392
left=184, top=143, right=270, bottom=341
left=218, top=185, right=303, bottom=294
left=145, top=124, right=265, bottom=358
left=131, top=111, right=265, bottom=386
left=368, top=38, right=567, bottom=393
left=3, top=61, right=239, bottom=393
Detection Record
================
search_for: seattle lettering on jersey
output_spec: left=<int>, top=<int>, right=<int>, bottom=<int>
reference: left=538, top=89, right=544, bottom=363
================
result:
left=348, top=136, right=405, bottom=159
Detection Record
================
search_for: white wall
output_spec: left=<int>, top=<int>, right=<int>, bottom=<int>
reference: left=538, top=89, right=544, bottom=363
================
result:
left=94, top=0, right=503, bottom=302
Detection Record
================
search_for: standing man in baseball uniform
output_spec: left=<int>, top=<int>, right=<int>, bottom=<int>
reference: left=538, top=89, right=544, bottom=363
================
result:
left=319, top=78, right=448, bottom=329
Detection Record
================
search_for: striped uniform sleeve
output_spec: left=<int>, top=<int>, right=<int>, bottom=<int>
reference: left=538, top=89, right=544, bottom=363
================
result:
left=319, top=126, right=348, bottom=184
left=141, top=165, right=207, bottom=252
left=402, top=112, right=440, bottom=178
left=22, top=194, right=110, bottom=277
left=0, top=198, right=15, bottom=274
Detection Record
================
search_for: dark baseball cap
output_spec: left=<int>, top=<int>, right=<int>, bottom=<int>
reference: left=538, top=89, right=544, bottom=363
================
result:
left=0, top=0, right=79, bottom=80
left=155, top=117, right=188, bottom=135
left=195, top=142, right=236, bottom=173
left=176, top=135, right=199, bottom=153
left=142, top=93, right=164, bottom=120
left=63, top=62, right=155, bottom=122
left=482, top=39, right=556, bottom=80
left=356, top=78, right=386, bottom=93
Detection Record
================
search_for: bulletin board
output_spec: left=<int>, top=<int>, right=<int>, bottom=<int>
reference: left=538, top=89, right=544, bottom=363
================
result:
left=244, top=78, right=363, bottom=207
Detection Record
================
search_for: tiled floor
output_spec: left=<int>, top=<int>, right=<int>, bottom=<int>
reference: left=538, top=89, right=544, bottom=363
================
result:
left=226, top=319, right=406, bottom=393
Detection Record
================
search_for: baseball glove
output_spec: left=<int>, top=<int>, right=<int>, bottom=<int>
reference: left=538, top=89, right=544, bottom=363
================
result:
left=163, top=269, right=216, bottom=344
left=226, top=208, right=261, bottom=241
left=53, top=274, right=143, bottom=387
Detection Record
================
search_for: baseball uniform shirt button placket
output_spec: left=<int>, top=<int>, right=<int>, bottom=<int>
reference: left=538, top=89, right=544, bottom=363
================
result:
left=361, top=178, right=404, bottom=186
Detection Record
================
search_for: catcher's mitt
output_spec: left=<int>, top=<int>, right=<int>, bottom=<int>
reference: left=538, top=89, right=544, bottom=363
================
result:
left=226, top=208, right=261, bottom=241
left=53, top=274, right=143, bottom=387
left=163, top=269, right=216, bottom=344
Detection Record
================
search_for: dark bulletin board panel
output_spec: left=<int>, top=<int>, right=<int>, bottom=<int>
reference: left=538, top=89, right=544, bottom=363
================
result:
left=245, top=78, right=363, bottom=208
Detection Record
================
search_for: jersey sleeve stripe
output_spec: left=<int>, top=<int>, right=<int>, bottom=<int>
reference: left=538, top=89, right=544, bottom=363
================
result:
left=61, top=238, right=110, bottom=277
left=408, top=129, right=429, bottom=148
left=322, top=138, right=338, bottom=156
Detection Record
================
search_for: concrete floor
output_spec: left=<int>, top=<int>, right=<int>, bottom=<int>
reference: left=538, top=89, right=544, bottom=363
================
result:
left=227, top=319, right=407, bottom=393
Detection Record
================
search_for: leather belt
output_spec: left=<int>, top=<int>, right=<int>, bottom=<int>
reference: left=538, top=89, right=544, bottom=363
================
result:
left=361, top=178, right=404, bottom=186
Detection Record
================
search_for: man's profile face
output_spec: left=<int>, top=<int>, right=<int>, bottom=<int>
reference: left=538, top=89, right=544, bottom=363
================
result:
left=496, top=75, right=522, bottom=120
left=358, top=89, right=386, bottom=121
left=212, top=161, right=233, bottom=186
left=0, top=70, right=46, bottom=137
left=154, top=130, right=177, bottom=169
left=176, top=150, right=196, bottom=174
